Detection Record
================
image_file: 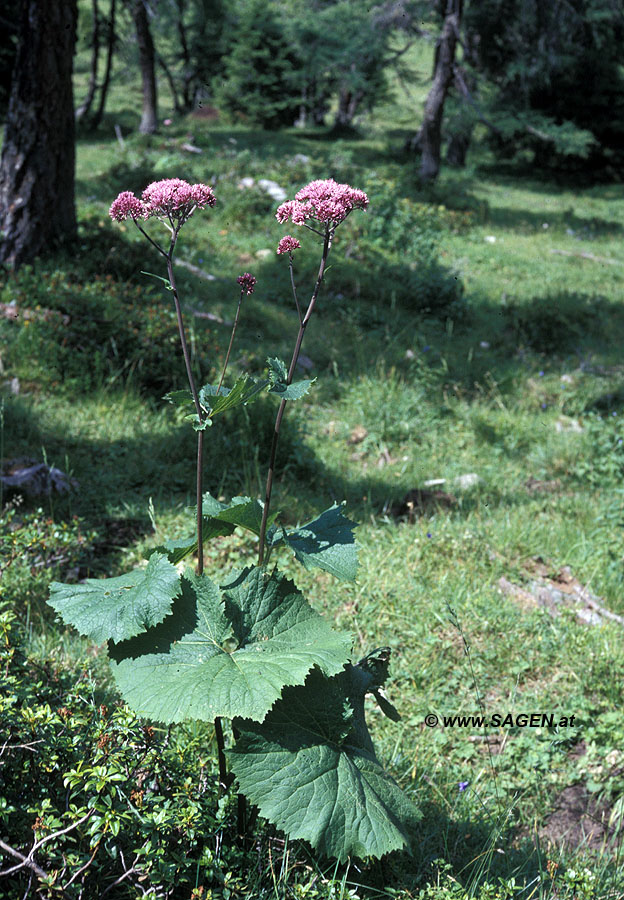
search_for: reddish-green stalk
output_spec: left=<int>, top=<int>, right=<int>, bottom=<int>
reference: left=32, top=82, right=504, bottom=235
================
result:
left=257, top=226, right=333, bottom=565
left=134, top=219, right=233, bottom=793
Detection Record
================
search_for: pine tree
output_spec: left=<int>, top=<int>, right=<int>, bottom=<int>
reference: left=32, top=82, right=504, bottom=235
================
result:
left=215, top=0, right=300, bottom=129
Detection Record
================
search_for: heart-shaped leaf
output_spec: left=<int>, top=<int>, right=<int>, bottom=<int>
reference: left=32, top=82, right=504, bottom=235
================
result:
left=49, top=552, right=181, bottom=644
left=229, top=665, right=419, bottom=861
left=109, top=567, right=351, bottom=724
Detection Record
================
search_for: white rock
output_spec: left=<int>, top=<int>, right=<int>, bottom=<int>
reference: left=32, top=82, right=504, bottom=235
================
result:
left=479, top=341, right=490, bottom=349
left=255, top=248, right=272, bottom=260
left=424, top=478, right=446, bottom=487
left=555, top=417, right=583, bottom=433
left=238, top=177, right=255, bottom=189
left=291, top=153, right=310, bottom=164
left=455, top=473, right=482, bottom=489
left=257, top=179, right=287, bottom=202
left=484, top=235, right=496, bottom=243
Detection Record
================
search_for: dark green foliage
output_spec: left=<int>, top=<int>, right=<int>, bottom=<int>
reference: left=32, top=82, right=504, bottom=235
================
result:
left=0, top=0, right=18, bottom=114
left=285, top=0, right=391, bottom=128
left=0, top=606, right=235, bottom=899
left=0, top=265, right=216, bottom=395
left=465, top=0, right=624, bottom=171
left=502, top=291, right=610, bottom=354
left=215, top=0, right=301, bottom=128
left=347, top=179, right=465, bottom=315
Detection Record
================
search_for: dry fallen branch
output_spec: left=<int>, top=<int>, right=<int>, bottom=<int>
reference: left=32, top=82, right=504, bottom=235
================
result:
left=0, top=809, right=93, bottom=880
left=550, top=248, right=622, bottom=265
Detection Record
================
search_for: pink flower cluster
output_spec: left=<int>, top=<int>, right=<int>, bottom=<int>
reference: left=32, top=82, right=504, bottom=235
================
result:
left=109, top=179, right=216, bottom=223
left=276, top=179, right=368, bottom=229
left=276, top=235, right=301, bottom=255
left=236, top=273, right=257, bottom=295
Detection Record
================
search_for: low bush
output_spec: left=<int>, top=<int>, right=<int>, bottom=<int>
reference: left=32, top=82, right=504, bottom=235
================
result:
left=0, top=266, right=216, bottom=395
left=501, top=291, right=610, bottom=355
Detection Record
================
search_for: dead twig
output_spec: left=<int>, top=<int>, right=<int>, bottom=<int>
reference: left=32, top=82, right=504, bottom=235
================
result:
left=0, top=809, right=94, bottom=879
left=550, top=248, right=622, bottom=265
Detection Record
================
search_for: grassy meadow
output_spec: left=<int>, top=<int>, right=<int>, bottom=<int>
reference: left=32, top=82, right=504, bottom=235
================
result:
left=1, top=36, right=624, bottom=900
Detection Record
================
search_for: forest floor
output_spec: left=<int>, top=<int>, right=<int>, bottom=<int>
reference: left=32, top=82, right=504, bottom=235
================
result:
left=2, top=51, right=624, bottom=900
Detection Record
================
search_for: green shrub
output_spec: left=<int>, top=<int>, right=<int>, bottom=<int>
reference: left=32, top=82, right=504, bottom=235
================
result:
left=348, top=180, right=465, bottom=316
left=502, top=291, right=609, bottom=355
left=0, top=267, right=216, bottom=395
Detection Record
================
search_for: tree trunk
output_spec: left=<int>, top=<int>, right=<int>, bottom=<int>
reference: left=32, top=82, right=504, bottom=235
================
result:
left=174, top=0, right=193, bottom=110
left=333, top=83, right=363, bottom=130
left=0, top=0, right=78, bottom=268
left=133, top=0, right=158, bottom=133
left=418, top=0, right=461, bottom=183
left=446, top=129, right=471, bottom=166
left=91, top=0, right=116, bottom=129
left=157, top=51, right=183, bottom=114
left=75, top=0, right=100, bottom=123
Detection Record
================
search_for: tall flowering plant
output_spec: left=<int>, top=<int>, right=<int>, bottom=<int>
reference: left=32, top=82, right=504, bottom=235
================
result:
left=49, top=178, right=419, bottom=861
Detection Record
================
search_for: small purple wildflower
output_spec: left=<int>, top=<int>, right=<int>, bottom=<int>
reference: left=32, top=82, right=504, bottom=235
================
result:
left=427, top=532, right=432, bottom=539
left=612, top=411, right=618, bottom=417
left=423, top=345, right=430, bottom=353
left=538, top=370, right=544, bottom=377
left=237, top=273, right=257, bottom=295
left=541, top=403, right=547, bottom=409
left=458, top=781, right=469, bottom=792
left=277, top=235, right=301, bottom=255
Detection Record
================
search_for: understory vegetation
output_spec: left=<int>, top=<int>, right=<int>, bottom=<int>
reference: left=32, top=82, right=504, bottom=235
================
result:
left=2, top=39, right=624, bottom=900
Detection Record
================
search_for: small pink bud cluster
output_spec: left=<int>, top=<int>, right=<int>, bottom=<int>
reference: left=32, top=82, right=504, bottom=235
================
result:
left=276, top=235, right=301, bottom=255
left=276, top=179, right=368, bottom=229
left=236, top=273, right=257, bottom=295
left=109, top=178, right=216, bottom=223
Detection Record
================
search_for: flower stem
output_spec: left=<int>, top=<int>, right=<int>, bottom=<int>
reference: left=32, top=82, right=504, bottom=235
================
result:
left=214, top=717, right=229, bottom=793
left=166, top=250, right=204, bottom=575
left=216, top=289, right=244, bottom=395
left=257, top=227, right=332, bottom=565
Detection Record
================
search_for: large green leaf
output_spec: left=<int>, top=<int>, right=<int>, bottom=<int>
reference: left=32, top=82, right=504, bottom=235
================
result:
left=48, top=552, right=181, bottom=644
left=278, top=503, right=358, bottom=581
left=229, top=663, right=419, bottom=861
left=109, top=567, right=351, bottom=724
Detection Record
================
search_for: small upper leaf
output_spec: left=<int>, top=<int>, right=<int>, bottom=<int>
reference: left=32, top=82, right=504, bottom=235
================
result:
left=48, top=552, right=181, bottom=644
left=199, top=374, right=268, bottom=418
left=229, top=664, right=419, bottom=861
left=109, top=567, right=351, bottom=724
left=278, top=502, right=358, bottom=581
left=267, top=357, right=315, bottom=400
left=202, top=491, right=279, bottom=537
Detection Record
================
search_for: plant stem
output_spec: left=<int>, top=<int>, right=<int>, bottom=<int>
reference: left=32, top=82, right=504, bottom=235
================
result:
left=166, top=250, right=204, bottom=575
left=216, top=289, right=244, bottom=395
left=214, top=717, right=229, bottom=793
left=257, top=227, right=332, bottom=565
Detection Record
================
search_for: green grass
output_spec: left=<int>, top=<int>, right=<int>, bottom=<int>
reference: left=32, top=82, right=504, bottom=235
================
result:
left=2, top=36, right=624, bottom=900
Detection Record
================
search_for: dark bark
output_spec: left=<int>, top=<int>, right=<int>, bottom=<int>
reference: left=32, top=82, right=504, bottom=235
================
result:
left=174, top=0, right=193, bottom=110
left=91, top=0, right=116, bottom=129
left=157, top=51, right=183, bottom=114
left=75, top=0, right=100, bottom=123
left=446, top=129, right=471, bottom=166
left=333, top=80, right=364, bottom=130
left=0, top=0, right=78, bottom=268
left=132, top=0, right=158, bottom=133
left=418, top=0, right=461, bottom=182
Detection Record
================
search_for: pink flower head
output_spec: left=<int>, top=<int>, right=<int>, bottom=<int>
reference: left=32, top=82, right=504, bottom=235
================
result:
left=237, top=273, right=257, bottom=295
left=109, top=191, right=146, bottom=221
left=276, top=235, right=301, bottom=255
left=141, top=178, right=216, bottom=220
left=275, top=179, right=368, bottom=230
